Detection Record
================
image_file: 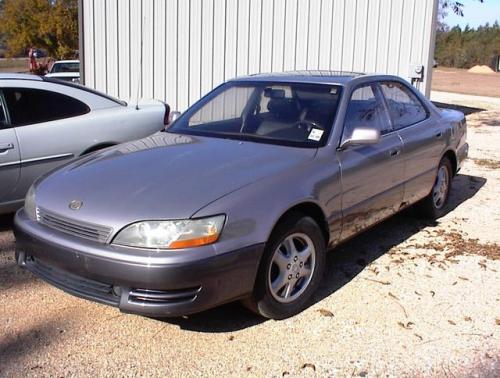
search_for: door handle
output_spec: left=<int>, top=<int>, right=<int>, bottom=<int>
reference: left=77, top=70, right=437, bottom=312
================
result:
left=435, top=132, right=443, bottom=139
left=389, top=149, right=401, bottom=157
left=0, top=143, right=14, bottom=153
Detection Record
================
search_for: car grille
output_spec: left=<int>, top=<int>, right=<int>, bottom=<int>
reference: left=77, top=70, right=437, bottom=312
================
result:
left=25, top=256, right=119, bottom=306
left=37, top=207, right=113, bottom=243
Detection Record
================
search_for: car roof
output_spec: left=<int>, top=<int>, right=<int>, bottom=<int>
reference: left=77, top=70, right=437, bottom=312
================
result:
left=231, top=70, right=368, bottom=85
left=0, top=73, right=126, bottom=108
left=0, top=73, right=43, bottom=81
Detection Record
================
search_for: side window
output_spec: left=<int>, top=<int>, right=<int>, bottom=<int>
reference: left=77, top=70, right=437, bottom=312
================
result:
left=343, top=84, right=391, bottom=139
left=380, top=82, right=428, bottom=129
left=3, top=88, right=90, bottom=127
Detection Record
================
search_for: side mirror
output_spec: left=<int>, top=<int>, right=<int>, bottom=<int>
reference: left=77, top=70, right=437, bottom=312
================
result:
left=339, top=127, right=381, bottom=150
left=168, top=111, right=181, bottom=125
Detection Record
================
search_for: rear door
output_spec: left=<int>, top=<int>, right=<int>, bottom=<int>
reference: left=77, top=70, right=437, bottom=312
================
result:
left=0, top=90, right=21, bottom=203
left=337, top=83, right=405, bottom=240
left=2, top=86, right=90, bottom=198
left=379, top=81, right=447, bottom=205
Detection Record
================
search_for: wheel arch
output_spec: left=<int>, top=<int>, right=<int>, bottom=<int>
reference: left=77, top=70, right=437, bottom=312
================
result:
left=442, top=149, right=458, bottom=176
left=81, top=142, right=116, bottom=156
left=270, top=201, right=330, bottom=247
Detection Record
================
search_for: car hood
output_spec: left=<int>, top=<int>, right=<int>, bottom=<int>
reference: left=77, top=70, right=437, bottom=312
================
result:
left=35, top=133, right=316, bottom=230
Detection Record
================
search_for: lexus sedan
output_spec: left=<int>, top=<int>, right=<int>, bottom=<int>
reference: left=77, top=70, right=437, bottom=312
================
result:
left=14, top=72, right=468, bottom=319
left=0, top=73, right=169, bottom=214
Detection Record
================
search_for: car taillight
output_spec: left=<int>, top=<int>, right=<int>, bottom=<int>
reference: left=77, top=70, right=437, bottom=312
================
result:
left=162, top=102, right=171, bottom=126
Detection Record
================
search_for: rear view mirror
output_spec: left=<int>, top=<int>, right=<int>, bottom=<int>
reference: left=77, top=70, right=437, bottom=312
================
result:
left=264, top=88, right=285, bottom=99
left=339, top=127, right=381, bottom=150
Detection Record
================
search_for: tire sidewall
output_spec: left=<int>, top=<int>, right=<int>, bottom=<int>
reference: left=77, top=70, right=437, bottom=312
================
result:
left=432, top=157, right=453, bottom=216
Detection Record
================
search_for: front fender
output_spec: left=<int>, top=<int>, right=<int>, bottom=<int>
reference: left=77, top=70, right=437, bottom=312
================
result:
left=192, top=154, right=342, bottom=255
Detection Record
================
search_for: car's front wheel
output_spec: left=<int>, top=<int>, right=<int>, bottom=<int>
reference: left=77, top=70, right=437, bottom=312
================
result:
left=243, top=213, right=326, bottom=319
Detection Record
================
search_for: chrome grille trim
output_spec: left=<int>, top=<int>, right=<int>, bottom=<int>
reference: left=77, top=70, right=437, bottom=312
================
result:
left=37, top=207, right=112, bottom=243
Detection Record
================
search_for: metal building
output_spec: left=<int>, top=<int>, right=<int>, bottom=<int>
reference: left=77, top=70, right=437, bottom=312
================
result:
left=79, top=0, right=438, bottom=111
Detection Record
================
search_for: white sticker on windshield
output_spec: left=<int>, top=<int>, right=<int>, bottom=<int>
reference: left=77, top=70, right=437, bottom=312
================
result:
left=308, top=128, right=324, bottom=141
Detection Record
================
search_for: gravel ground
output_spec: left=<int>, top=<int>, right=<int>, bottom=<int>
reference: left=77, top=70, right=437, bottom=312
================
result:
left=1, top=111, right=499, bottom=377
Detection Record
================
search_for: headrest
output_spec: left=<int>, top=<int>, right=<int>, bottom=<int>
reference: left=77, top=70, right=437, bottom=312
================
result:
left=267, top=98, right=300, bottom=120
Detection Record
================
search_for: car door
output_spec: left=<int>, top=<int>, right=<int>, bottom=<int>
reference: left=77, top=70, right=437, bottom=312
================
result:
left=0, top=90, right=21, bottom=204
left=2, top=86, right=90, bottom=199
left=379, top=81, right=447, bottom=205
left=337, top=83, right=405, bottom=240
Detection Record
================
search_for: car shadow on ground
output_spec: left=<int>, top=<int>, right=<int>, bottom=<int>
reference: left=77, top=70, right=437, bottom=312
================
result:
left=432, top=101, right=485, bottom=115
left=0, top=213, right=14, bottom=232
left=0, top=213, right=39, bottom=288
left=163, top=173, right=486, bottom=332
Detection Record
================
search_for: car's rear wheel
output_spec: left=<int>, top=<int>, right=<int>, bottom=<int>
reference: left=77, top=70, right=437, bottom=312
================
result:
left=243, top=213, right=326, bottom=319
left=417, top=157, right=453, bottom=219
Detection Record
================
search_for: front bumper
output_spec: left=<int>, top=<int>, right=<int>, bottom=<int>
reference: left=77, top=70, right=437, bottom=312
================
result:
left=14, top=210, right=264, bottom=317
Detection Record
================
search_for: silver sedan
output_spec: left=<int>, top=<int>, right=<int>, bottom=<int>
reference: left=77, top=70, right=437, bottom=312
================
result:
left=0, top=73, right=168, bottom=214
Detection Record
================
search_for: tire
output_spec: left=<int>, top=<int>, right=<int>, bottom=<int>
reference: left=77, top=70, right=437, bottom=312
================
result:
left=243, top=213, right=326, bottom=319
left=417, top=157, right=453, bottom=219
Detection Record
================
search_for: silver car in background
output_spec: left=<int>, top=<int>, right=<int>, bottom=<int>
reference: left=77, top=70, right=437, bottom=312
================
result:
left=14, top=72, right=468, bottom=319
left=0, top=73, right=169, bottom=214
left=45, top=60, right=81, bottom=83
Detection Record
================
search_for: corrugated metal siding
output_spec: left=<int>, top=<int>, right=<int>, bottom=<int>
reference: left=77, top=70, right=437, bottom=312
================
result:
left=82, top=0, right=438, bottom=111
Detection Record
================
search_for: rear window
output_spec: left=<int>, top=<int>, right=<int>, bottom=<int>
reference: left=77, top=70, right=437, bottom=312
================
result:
left=51, top=62, right=79, bottom=73
left=3, top=88, right=90, bottom=127
left=380, top=82, right=428, bottom=129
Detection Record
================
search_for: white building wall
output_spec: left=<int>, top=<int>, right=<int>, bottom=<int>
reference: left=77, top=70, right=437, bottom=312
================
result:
left=80, top=0, right=438, bottom=111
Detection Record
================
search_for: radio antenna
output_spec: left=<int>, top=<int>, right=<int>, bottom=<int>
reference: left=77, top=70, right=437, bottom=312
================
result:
left=136, top=14, right=145, bottom=110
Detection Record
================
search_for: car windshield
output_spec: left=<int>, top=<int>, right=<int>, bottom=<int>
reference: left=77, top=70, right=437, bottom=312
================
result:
left=51, top=62, right=79, bottom=73
left=169, top=81, right=342, bottom=147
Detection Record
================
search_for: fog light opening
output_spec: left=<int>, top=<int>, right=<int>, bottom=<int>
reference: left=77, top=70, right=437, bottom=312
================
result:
left=112, top=286, right=122, bottom=297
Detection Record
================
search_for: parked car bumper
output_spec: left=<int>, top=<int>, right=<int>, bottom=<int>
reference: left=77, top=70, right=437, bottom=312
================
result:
left=456, top=142, right=469, bottom=172
left=14, top=209, right=264, bottom=317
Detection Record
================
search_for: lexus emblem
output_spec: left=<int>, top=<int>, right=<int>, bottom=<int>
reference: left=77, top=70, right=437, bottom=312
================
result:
left=69, top=200, right=83, bottom=210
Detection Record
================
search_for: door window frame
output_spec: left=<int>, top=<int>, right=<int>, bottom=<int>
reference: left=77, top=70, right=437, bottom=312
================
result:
left=377, top=81, right=430, bottom=130
left=0, top=90, right=11, bottom=128
left=2, top=87, right=90, bottom=127
left=339, top=81, right=395, bottom=147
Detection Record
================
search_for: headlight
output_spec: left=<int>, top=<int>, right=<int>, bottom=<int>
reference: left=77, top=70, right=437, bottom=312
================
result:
left=113, top=215, right=225, bottom=249
left=24, top=185, right=37, bottom=221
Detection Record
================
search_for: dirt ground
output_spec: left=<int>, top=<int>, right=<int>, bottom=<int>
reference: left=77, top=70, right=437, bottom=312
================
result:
left=1, top=111, right=499, bottom=377
left=0, top=58, right=29, bottom=73
left=432, top=67, right=500, bottom=98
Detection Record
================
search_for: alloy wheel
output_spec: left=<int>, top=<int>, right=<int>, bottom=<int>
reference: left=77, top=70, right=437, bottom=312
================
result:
left=268, top=233, right=316, bottom=303
left=432, top=165, right=450, bottom=209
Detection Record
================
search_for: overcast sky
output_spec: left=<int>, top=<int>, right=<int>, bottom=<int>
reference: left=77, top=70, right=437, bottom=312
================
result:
left=445, top=0, right=500, bottom=28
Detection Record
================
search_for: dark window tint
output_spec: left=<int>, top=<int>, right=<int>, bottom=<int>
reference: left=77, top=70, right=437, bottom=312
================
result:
left=51, top=62, right=79, bottom=73
left=380, top=82, right=428, bottom=129
left=343, top=84, right=391, bottom=139
left=3, top=88, right=90, bottom=127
